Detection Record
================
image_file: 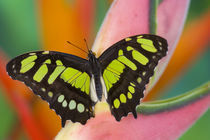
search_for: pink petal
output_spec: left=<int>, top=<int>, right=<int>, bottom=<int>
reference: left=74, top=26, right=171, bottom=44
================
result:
left=92, top=0, right=190, bottom=95
left=92, top=0, right=150, bottom=55
left=56, top=85, right=210, bottom=140
left=147, top=0, right=190, bottom=92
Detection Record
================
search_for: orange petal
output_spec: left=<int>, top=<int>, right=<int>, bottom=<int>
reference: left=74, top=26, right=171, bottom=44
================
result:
left=33, top=99, right=61, bottom=139
left=38, top=0, right=94, bottom=58
left=145, top=11, right=210, bottom=100
left=76, top=0, right=95, bottom=42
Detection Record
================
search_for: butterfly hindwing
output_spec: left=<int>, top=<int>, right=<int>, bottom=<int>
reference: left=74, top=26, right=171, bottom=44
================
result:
left=6, top=51, right=94, bottom=126
left=99, top=34, right=168, bottom=121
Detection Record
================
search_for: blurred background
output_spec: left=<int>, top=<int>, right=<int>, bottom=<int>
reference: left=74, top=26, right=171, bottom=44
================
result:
left=0, top=0, right=209, bottom=139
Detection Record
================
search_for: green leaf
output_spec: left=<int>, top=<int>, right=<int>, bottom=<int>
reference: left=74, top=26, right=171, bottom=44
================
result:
left=137, top=82, right=210, bottom=114
left=149, top=0, right=158, bottom=34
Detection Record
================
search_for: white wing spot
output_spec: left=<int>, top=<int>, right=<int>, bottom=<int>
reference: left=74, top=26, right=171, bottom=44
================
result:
left=32, top=82, right=36, bottom=86
left=41, top=88, right=46, bottom=92
left=58, top=95, right=64, bottom=103
left=12, top=64, right=15, bottom=69
left=24, top=76, right=29, bottom=79
left=77, top=103, right=85, bottom=113
left=62, top=100, right=68, bottom=108
left=69, top=100, right=76, bottom=110
left=42, top=51, right=49, bottom=54
left=48, top=91, right=53, bottom=98
left=158, top=42, right=162, bottom=45
left=137, top=35, right=143, bottom=39
left=29, top=53, right=36, bottom=55
left=137, top=77, right=142, bottom=84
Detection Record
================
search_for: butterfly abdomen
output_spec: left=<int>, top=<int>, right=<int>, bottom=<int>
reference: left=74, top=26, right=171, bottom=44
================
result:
left=88, top=52, right=103, bottom=101
left=94, top=72, right=103, bottom=100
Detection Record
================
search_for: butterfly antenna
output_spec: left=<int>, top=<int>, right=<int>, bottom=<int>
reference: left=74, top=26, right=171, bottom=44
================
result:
left=84, top=38, right=90, bottom=52
left=66, top=41, right=88, bottom=54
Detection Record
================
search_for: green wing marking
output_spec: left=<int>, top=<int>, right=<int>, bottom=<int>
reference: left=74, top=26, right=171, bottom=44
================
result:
left=103, top=59, right=125, bottom=92
left=6, top=51, right=93, bottom=127
left=99, top=34, right=168, bottom=121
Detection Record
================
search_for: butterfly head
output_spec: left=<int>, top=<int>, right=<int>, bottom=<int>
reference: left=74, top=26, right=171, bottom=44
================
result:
left=87, top=50, right=97, bottom=60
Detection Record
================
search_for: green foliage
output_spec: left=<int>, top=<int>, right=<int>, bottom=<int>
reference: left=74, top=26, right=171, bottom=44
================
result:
left=0, top=89, right=15, bottom=139
left=180, top=110, right=210, bottom=140
left=0, top=0, right=40, bottom=57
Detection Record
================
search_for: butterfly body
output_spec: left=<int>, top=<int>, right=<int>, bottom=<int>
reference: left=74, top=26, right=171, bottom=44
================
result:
left=87, top=51, right=104, bottom=101
left=6, top=34, right=168, bottom=127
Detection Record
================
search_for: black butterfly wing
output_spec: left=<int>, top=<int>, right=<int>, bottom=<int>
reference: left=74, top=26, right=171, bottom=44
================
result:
left=7, top=51, right=93, bottom=127
left=99, top=34, right=168, bottom=121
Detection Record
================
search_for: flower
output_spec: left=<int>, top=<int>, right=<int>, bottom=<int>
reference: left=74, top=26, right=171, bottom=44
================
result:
left=0, top=0, right=209, bottom=139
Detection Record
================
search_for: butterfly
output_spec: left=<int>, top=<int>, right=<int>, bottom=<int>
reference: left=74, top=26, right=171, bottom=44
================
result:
left=6, top=34, right=168, bottom=127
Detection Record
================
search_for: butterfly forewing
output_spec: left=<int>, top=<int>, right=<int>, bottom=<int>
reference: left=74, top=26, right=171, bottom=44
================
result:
left=99, top=34, right=168, bottom=121
left=6, top=51, right=94, bottom=126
